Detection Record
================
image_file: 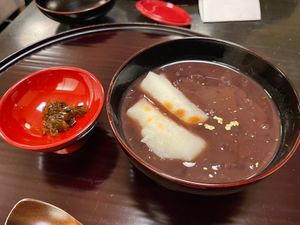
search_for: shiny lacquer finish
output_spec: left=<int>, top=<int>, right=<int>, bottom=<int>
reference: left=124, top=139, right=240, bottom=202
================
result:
left=0, top=17, right=300, bottom=224
left=136, top=0, right=192, bottom=26
left=5, top=199, right=82, bottom=225
left=0, top=66, right=104, bottom=152
left=107, top=37, right=300, bottom=195
left=35, top=0, right=116, bottom=24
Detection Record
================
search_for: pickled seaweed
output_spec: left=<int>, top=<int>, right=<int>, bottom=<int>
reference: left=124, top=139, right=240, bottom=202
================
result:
left=42, top=101, right=87, bottom=136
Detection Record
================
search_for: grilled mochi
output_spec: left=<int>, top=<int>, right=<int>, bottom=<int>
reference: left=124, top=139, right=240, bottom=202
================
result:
left=140, top=71, right=208, bottom=125
left=127, top=98, right=206, bottom=161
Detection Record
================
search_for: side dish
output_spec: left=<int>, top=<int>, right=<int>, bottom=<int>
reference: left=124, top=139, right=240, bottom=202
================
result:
left=42, top=101, right=88, bottom=136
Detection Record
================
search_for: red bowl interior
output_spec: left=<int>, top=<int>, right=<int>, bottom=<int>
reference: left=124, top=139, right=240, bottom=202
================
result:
left=0, top=66, right=104, bottom=151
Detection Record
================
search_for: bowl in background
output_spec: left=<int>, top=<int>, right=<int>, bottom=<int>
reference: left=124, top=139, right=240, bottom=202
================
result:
left=106, top=37, right=300, bottom=195
left=35, top=0, right=116, bottom=24
left=0, top=66, right=104, bottom=154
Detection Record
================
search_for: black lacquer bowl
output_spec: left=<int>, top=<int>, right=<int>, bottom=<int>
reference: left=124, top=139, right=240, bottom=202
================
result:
left=107, top=37, right=300, bottom=195
left=35, top=0, right=116, bottom=24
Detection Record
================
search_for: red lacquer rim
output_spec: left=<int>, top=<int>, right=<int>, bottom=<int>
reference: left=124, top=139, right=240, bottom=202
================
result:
left=0, top=66, right=104, bottom=151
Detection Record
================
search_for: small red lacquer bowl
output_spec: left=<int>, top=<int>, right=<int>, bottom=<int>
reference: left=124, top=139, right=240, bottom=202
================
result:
left=136, top=0, right=192, bottom=27
left=0, top=66, right=104, bottom=154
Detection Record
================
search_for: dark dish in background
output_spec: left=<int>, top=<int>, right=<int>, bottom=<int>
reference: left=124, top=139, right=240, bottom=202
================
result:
left=35, top=0, right=116, bottom=24
left=107, top=37, right=300, bottom=195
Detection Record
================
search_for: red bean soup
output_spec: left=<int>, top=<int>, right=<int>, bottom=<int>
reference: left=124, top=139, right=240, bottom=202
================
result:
left=121, top=61, right=281, bottom=183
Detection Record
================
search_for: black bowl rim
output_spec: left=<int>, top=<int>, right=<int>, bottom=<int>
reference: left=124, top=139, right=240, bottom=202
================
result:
left=35, top=0, right=114, bottom=15
left=106, top=36, right=300, bottom=189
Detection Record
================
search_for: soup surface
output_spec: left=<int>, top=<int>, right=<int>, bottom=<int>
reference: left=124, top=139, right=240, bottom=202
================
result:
left=121, top=61, right=281, bottom=183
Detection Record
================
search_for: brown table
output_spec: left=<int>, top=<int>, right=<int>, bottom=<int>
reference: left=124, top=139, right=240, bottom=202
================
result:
left=0, top=1, right=299, bottom=224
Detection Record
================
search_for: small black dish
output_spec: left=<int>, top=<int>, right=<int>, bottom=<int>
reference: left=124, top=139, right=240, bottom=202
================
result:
left=35, top=0, right=116, bottom=24
left=107, top=37, right=300, bottom=195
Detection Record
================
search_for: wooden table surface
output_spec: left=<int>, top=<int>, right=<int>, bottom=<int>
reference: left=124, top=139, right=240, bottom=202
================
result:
left=0, top=1, right=299, bottom=224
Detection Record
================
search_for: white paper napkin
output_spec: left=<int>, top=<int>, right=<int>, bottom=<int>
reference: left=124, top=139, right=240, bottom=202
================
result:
left=199, top=0, right=261, bottom=23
